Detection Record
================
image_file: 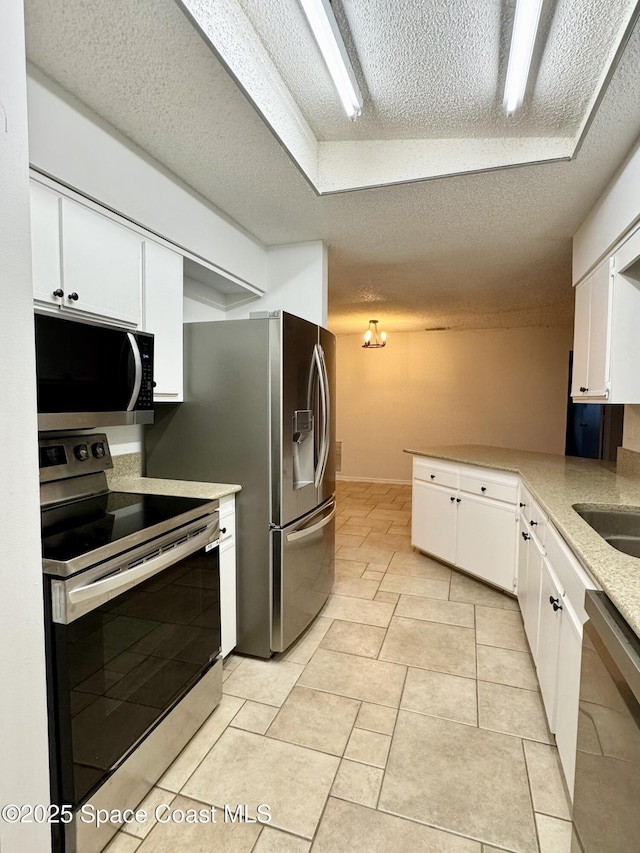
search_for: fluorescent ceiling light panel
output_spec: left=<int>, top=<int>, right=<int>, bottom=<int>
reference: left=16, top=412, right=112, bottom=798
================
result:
left=503, top=0, right=544, bottom=114
left=299, top=0, right=363, bottom=119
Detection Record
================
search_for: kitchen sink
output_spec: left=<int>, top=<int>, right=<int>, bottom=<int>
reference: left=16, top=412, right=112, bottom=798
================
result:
left=575, top=505, right=640, bottom=558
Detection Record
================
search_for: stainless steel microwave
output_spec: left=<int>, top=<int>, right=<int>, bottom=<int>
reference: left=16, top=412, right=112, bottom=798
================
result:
left=35, top=312, right=154, bottom=431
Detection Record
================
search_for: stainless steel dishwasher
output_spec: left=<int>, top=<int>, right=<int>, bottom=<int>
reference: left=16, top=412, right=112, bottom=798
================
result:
left=572, top=590, right=640, bottom=853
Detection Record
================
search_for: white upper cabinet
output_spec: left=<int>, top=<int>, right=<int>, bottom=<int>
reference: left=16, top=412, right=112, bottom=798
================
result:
left=60, top=198, right=142, bottom=327
left=30, top=181, right=63, bottom=306
left=142, top=241, right=183, bottom=402
left=31, top=180, right=142, bottom=327
left=572, top=224, right=640, bottom=403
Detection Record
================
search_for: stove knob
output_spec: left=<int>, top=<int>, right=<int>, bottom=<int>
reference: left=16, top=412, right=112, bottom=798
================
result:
left=74, top=444, right=89, bottom=461
left=92, top=442, right=106, bottom=459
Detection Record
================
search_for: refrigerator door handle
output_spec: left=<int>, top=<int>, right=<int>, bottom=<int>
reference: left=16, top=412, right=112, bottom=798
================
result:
left=317, top=345, right=331, bottom=487
left=286, top=502, right=336, bottom=543
left=312, top=344, right=328, bottom=488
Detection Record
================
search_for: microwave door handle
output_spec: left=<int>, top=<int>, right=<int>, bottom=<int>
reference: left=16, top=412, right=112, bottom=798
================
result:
left=126, top=332, right=143, bottom=411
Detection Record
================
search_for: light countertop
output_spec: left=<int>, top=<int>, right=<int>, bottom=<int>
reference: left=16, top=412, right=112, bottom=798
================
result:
left=405, top=445, right=640, bottom=637
left=106, top=452, right=241, bottom=501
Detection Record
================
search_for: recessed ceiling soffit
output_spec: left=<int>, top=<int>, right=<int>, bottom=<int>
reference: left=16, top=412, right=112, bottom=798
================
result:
left=178, top=0, right=640, bottom=194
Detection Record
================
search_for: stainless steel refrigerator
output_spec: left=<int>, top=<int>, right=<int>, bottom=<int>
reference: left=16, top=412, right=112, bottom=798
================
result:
left=145, top=311, right=335, bottom=658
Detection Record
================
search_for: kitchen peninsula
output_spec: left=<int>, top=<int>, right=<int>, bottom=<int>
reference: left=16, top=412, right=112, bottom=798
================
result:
left=405, top=445, right=640, bottom=633
left=406, top=443, right=640, bottom=798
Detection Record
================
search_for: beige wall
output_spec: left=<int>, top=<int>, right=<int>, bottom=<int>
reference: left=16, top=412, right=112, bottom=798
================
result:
left=336, top=326, right=573, bottom=482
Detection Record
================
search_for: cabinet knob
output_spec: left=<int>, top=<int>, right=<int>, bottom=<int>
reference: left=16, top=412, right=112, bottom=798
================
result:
left=529, top=520, right=538, bottom=527
left=67, top=292, right=79, bottom=301
left=221, top=527, right=227, bottom=535
left=450, top=496, right=455, bottom=502
left=519, top=502, right=526, bottom=508
left=52, top=288, right=64, bottom=298
left=481, top=486, right=487, bottom=492
left=522, top=531, right=531, bottom=541
left=430, top=474, right=435, bottom=479
left=579, top=386, right=588, bottom=393
left=456, top=498, right=461, bottom=503
left=549, top=596, right=562, bottom=612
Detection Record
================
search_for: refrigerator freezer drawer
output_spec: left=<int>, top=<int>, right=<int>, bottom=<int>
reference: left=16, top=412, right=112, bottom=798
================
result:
left=271, top=498, right=336, bottom=653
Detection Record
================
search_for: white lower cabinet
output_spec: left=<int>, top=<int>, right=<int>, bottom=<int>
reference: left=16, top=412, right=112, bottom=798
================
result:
left=553, top=603, right=583, bottom=796
left=411, top=458, right=517, bottom=592
left=517, top=515, right=543, bottom=660
left=411, top=454, right=598, bottom=800
left=456, top=493, right=516, bottom=592
left=411, top=480, right=457, bottom=564
left=219, top=494, right=237, bottom=657
left=536, top=558, right=563, bottom=731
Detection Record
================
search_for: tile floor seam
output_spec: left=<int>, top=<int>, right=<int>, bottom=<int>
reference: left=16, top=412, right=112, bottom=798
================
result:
left=521, top=733, right=543, bottom=853
left=375, top=802, right=513, bottom=851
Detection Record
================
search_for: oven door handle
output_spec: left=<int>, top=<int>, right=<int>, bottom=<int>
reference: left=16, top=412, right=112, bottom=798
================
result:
left=52, top=523, right=219, bottom=624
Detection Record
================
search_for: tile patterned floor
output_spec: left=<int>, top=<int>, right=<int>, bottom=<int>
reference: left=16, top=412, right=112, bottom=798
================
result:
left=106, top=481, right=571, bottom=853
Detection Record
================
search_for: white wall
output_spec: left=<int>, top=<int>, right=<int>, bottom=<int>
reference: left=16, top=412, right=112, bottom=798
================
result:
left=184, top=241, right=328, bottom=327
left=337, top=327, right=573, bottom=482
left=27, top=70, right=267, bottom=291
left=0, top=4, right=51, bottom=851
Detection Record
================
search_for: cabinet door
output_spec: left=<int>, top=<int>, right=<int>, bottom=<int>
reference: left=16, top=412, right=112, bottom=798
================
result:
left=554, top=603, right=583, bottom=798
left=411, top=480, right=457, bottom=565
left=456, top=494, right=516, bottom=592
left=586, top=260, right=611, bottom=397
left=30, top=182, right=62, bottom=307
left=518, top=516, right=543, bottom=659
left=143, top=241, right=184, bottom=401
left=537, top=558, right=563, bottom=732
left=219, top=495, right=237, bottom=657
left=60, top=198, right=142, bottom=326
left=571, top=277, right=591, bottom=397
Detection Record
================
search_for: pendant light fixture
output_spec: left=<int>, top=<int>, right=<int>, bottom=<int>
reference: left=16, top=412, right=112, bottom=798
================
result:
left=362, top=320, right=387, bottom=348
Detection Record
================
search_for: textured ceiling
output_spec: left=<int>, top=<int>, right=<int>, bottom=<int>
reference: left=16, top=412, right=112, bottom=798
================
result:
left=175, top=0, right=639, bottom=189
left=23, top=0, right=640, bottom=334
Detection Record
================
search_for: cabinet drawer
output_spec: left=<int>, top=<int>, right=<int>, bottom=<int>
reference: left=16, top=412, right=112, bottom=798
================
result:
left=413, top=458, right=459, bottom=489
left=459, top=472, right=518, bottom=504
left=523, top=496, right=547, bottom=548
left=545, top=522, right=595, bottom=623
left=219, top=494, right=236, bottom=519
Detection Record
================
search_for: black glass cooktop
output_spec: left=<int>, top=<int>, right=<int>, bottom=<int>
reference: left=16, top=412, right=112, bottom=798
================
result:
left=41, top=492, right=213, bottom=563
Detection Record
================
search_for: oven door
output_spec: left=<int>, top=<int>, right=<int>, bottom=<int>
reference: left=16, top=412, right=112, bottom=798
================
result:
left=46, top=530, right=221, bottom=809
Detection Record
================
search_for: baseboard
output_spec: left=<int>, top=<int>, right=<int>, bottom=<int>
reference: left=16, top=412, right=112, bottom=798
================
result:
left=336, top=475, right=411, bottom=485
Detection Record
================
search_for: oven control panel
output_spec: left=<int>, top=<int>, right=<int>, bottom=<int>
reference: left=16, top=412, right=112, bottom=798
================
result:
left=39, top=433, right=114, bottom=483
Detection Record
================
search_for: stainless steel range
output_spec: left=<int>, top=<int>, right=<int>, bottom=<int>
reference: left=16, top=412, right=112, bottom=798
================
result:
left=39, top=434, right=222, bottom=853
